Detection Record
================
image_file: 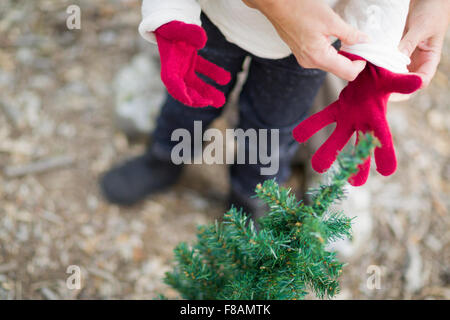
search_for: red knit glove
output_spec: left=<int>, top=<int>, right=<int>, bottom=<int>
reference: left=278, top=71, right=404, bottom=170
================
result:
left=154, top=21, right=231, bottom=108
left=293, top=52, right=422, bottom=186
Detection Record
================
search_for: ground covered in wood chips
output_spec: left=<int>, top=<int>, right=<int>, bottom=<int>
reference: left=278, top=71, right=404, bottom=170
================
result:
left=0, top=0, right=449, bottom=299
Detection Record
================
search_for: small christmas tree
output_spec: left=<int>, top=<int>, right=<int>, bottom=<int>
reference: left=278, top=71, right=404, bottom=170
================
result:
left=165, top=133, right=378, bottom=300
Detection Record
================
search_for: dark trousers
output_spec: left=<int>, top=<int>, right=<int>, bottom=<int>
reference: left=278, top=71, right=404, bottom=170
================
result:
left=151, top=13, right=328, bottom=195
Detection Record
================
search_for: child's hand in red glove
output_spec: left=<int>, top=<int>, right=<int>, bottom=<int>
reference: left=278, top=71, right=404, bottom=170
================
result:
left=293, top=52, right=422, bottom=186
left=154, top=21, right=231, bottom=108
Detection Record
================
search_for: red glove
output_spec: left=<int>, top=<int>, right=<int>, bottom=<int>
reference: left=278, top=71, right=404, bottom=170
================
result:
left=154, top=21, right=231, bottom=108
left=293, top=52, right=422, bottom=186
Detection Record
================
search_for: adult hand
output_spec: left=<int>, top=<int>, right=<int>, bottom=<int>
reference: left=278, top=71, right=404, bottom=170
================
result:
left=399, top=0, right=450, bottom=88
left=243, top=0, right=368, bottom=81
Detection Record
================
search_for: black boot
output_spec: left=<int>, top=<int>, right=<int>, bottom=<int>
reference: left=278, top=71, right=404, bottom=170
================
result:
left=100, top=151, right=182, bottom=206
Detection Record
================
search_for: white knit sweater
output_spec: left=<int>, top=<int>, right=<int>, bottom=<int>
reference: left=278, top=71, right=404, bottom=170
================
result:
left=139, top=0, right=411, bottom=73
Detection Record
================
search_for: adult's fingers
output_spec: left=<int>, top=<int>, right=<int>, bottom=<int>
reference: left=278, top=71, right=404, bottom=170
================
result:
left=314, top=45, right=367, bottom=81
left=311, top=124, right=353, bottom=173
left=195, top=56, right=232, bottom=86
left=399, top=27, right=426, bottom=57
left=408, top=37, right=444, bottom=88
left=412, top=59, right=439, bottom=88
left=324, top=13, right=368, bottom=81
left=292, top=101, right=338, bottom=143
left=330, top=13, right=369, bottom=46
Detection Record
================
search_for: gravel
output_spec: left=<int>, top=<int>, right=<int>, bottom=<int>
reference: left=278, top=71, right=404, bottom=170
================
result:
left=0, top=0, right=448, bottom=299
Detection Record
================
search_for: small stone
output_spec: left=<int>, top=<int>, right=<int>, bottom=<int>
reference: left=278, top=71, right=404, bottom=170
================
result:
left=113, top=53, right=165, bottom=137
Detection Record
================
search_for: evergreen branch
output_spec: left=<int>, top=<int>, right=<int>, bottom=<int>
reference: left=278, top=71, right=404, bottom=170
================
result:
left=164, top=133, right=378, bottom=300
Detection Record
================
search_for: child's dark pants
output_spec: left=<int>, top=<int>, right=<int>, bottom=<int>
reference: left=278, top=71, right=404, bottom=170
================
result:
left=151, top=13, right=328, bottom=196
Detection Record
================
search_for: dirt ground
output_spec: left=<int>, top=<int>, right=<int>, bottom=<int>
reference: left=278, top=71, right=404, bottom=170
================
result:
left=0, top=0, right=449, bottom=300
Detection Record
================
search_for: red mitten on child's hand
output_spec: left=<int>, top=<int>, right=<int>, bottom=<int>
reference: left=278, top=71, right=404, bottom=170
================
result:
left=154, top=21, right=231, bottom=108
left=293, top=52, right=422, bottom=186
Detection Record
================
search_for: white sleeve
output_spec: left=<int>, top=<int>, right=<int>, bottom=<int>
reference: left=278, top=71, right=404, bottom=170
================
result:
left=340, top=0, right=411, bottom=73
left=139, top=0, right=202, bottom=44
